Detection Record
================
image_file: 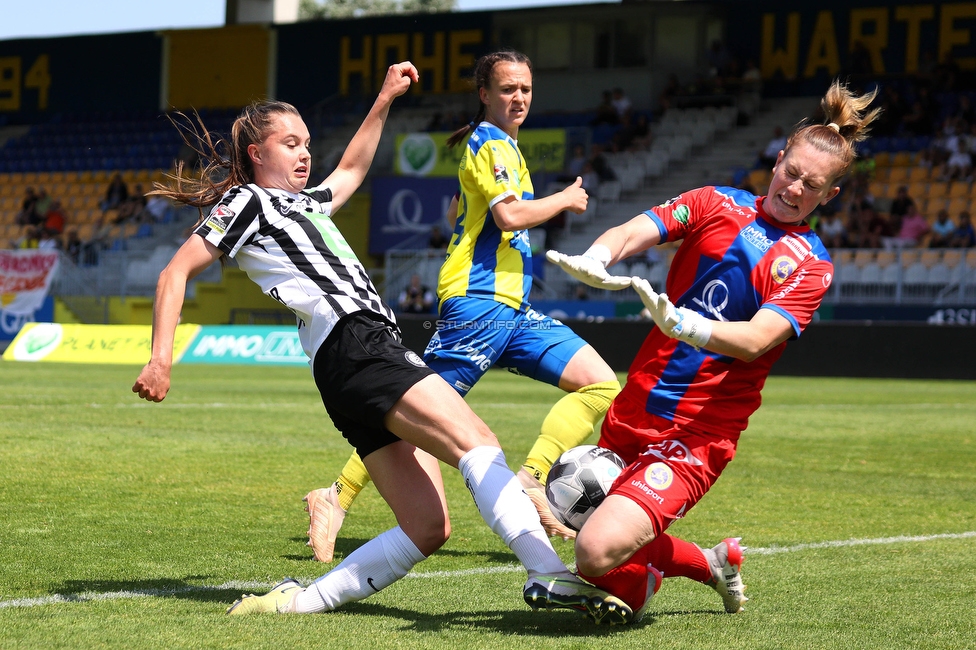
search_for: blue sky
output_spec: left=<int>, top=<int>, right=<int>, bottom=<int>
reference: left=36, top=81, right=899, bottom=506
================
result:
left=1, top=0, right=617, bottom=41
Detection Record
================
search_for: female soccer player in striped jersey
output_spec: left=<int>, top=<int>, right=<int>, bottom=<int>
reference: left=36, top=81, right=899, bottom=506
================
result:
left=547, top=80, right=879, bottom=621
left=132, top=61, right=630, bottom=624
left=305, top=50, right=622, bottom=559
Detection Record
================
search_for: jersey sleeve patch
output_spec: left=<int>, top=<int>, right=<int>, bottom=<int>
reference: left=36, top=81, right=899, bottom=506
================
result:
left=205, top=204, right=235, bottom=235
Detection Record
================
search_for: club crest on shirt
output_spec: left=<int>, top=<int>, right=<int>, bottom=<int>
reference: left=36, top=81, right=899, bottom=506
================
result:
left=206, top=205, right=234, bottom=235
left=644, top=462, right=674, bottom=490
left=771, top=255, right=797, bottom=283
left=672, top=204, right=691, bottom=224
left=493, top=163, right=509, bottom=184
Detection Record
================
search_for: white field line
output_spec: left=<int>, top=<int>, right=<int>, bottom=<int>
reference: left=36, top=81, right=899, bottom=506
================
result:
left=1, top=531, right=974, bottom=610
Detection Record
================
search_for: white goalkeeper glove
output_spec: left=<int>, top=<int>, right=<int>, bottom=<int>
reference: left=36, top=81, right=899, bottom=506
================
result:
left=631, top=276, right=712, bottom=349
left=545, top=245, right=632, bottom=290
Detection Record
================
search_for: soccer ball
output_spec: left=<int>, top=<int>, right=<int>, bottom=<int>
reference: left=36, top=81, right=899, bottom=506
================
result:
left=545, top=445, right=627, bottom=532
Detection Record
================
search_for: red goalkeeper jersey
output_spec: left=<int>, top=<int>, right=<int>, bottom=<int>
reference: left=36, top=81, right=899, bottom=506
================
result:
left=614, top=185, right=834, bottom=441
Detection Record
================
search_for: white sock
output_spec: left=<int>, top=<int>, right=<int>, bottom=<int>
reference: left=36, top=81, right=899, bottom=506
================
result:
left=457, top=446, right=567, bottom=576
left=292, top=526, right=426, bottom=613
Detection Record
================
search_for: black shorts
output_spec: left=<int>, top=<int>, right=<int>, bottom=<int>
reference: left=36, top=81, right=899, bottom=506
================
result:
left=312, top=311, right=435, bottom=458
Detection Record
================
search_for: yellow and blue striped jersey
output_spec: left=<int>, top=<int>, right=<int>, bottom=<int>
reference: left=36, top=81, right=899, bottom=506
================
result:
left=437, top=122, right=535, bottom=311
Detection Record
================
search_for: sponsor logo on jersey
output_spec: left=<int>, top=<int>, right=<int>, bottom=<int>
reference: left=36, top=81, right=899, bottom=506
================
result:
left=822, top=272, right=832, bottom=288
left=206, top=204, right=234, bottom=235
left=673, top=204, right=691, bottom=224
left=741, top=225, right=775, bottom=252
left=771, top=268, right=809, bottom=300
left=645, top=462, right=674, bottom=490
left=454, top=379, right=472, bottom=392
left=771, top=255, right=797, bottom=284
left=658, top=194, right=683, bottom=208
left=691, top=279, right=730, bottom=321
left=404, top=351, right=426, bottom=367
left=493, top=163, right=509, bottom=184
left=641, top=439, right=704, bottom=466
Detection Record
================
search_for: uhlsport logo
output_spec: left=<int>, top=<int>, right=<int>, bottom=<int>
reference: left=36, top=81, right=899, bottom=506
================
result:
left=771, top=255, right=797, bottom=284
left=398, top=134, right=437, bottom=176
left=12, top=323, right=62, bottom=361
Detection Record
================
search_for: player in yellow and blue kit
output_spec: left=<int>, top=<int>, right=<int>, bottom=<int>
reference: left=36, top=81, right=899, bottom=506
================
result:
left=305, top=51, right=622, bottom=563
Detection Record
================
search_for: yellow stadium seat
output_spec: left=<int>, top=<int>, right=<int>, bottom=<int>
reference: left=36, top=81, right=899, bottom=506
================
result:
left=949, top=181, right=970, bottom=198
left=907, top=166, right=930, bottom=182
left=899, top=249, right=921, bottom=267
left=942, top=250, right=963, bottom=267
left=873, top=152, right=890, bottom=167
left=890, top=152, right=912, bottom=167
left=888, top=167, right=908, bottom=184
left=947, top=196, right=970, bottom=215
left=854, top=249, right=876, bottom=266
left=925, top=181, right=948, bottom=199
left=907, top=181, right=929, bottom=200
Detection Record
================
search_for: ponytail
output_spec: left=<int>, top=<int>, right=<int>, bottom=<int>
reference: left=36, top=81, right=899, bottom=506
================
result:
left=785, top=80, right=882, bottom=182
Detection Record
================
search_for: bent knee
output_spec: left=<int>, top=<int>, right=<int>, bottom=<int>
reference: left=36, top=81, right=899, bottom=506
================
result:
left=575, top=528, right=631, bottom=577
left=405, top=517, right=451, bottom=557
left=576, top=535, right=616, bottom=578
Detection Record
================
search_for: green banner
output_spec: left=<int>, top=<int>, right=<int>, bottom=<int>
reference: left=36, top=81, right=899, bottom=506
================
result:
left=395, top=129, right=567, bottom=177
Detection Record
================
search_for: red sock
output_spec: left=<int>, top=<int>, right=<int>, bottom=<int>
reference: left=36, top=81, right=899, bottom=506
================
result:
left=578, top=545, right=654, bottom=611
left=644, top=533, right=710, bottom=583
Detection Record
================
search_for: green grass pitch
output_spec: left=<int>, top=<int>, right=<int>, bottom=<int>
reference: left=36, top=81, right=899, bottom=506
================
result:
left=1, top=361, right=974, bottom=649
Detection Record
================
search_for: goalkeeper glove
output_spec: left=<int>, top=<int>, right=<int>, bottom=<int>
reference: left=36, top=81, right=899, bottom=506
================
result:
left=545, top=245, right=632, bottom=289
left=631, top=276, right=712, bottom=349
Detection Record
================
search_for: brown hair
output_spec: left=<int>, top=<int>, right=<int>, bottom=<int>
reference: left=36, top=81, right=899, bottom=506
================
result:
left=151, top=101, right=302, bottom=224
left=446, top=50, right=533, bottom=148
left=785, top=80, right=881, bottom=183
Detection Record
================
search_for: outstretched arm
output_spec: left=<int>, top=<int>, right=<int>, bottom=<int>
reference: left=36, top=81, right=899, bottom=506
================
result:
left=322, top=62, right=419, bottom=210
left=132, top=234, right=222, bottom=402
left=545, top=212, right=662, bottom=289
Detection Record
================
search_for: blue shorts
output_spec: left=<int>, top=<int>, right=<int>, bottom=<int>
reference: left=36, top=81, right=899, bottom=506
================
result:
left=423, top=297, right=587, bottom=396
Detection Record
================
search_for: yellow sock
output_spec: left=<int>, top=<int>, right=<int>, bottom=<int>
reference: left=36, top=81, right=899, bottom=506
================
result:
left=522, top=380, right=621, bottom=483
left=334, top=452, right=371, bottom=511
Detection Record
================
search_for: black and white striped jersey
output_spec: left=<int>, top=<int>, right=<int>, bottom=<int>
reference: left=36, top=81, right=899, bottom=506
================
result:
left=194, top=183, right=396, bottom=360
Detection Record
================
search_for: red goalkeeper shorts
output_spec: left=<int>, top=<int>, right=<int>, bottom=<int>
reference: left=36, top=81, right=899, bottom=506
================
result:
left=598, top=396, right=738, bottom=537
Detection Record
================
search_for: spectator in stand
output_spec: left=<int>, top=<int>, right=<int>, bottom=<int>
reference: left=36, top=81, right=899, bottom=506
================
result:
left=740, top=59, right=762, bottom=93
left=579, top=160, right=601, bottom=192
left=611, top=87, right=633, bottom=122
left=949, top=211, right=976, bottom=247
left=929, top=209, right=956, bottom=247
left=427, top=225, right=448, bottom=249
left=100, top=173, right=129, bottom=212
left=43, top=200, right=66, bottom=236
left=613, top=113, right=652, bottom=152
left=856, top=203, right=889, bottom=248
left=886, top=203, right=930, bottom=248
left=889, top=185, right=916, bottom=222
left=114, top=183, right=148, bottom=225
left=592, top=90, right=618, bottom=126
left=397, top=274, right=435, bottom=314
left=942, top=139, right=973, bottom=181
left=145, top=193, right=174, bottom=223
left=588, top=143, right=618, bottom=183
left=37, top=228, right=60, bottom=250
left=33, top=188, right=52, bottom=222
left=16, top=225, right=41, bottom=249
left=64, top=228, right=83, bottom=263
left=817, top=210, right=847, bottom=248
left=566, top=143, right=588, bottom=178
left=757, top=126, right=787, bottom=168
left=15, top=187, right=39, bottom=226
